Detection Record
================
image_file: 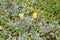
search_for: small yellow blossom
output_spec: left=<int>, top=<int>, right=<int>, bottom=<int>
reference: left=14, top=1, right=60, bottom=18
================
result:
left=33, top=12, right=37, bottom=19
left=19, top=13, right=24, bottom=19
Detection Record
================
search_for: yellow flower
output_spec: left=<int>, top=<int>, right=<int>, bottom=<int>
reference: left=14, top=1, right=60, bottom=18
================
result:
left=33, top=12, right=37, bottom=19
left=19, top=13, right=24, bottom=19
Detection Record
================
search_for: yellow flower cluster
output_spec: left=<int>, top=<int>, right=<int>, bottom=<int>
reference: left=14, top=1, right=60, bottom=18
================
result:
left=33, top=12, right=37, bottom=19
left=19, top=12, right=37, bottom=19
left=19, top=13, right=24, bottom=19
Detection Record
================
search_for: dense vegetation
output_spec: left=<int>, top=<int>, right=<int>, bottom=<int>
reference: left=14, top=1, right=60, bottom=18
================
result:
left=0, top=0, right=60, bottom=40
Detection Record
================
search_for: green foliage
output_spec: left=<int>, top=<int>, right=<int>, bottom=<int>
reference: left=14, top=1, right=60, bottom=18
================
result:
left=0, top=0, right=60, bottom=40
